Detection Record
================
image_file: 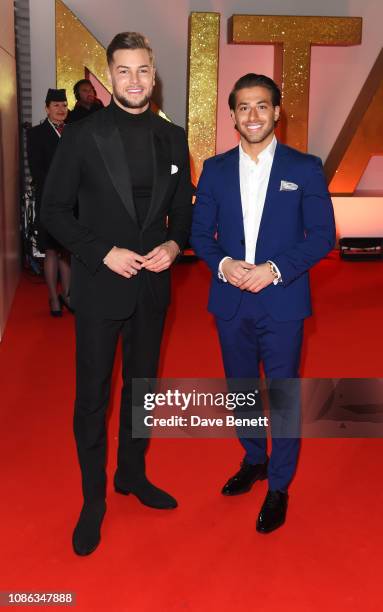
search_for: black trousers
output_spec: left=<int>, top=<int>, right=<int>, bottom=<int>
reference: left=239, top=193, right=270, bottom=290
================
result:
left=74, top=281, right=166, bottom=503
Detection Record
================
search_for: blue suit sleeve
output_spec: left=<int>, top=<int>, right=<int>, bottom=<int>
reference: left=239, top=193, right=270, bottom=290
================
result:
left=190, top=160, right=228, bottom=276
left=272, top=157, right=336, bottom=286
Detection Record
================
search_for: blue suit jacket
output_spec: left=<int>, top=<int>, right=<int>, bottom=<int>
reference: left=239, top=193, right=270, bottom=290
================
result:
left=190, top=142, right=336, bottom=321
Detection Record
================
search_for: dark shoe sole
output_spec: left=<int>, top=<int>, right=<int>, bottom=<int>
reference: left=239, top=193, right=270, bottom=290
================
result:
left=256, top=517, right=286, bottom=534
left=72, top=535, right=101, bottom=556
left=50, top=310, right=62, bottom=317
left=114, top=485, right=177, bottom=510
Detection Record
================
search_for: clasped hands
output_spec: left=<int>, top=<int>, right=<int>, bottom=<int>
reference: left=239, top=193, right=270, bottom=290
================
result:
left=103, top=241, right=179, bottom=278
left=221, top=259, right=275, bottom=293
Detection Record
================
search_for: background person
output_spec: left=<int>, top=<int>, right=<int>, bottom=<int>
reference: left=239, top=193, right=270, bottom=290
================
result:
left=68, top=78, right=105, bottom=123
left=27, top=88, right=72, bottom=316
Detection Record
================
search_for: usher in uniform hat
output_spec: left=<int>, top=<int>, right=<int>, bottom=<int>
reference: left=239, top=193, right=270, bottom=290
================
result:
left=45, top=88, right=67, bottom=104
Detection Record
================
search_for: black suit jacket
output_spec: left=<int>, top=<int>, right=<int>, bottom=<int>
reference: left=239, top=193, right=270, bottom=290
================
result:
left=26, top=119, right=60, bottom=206
left=41, top=104, right=193, bottom=319
left=67, top=100, right=104, bottom=123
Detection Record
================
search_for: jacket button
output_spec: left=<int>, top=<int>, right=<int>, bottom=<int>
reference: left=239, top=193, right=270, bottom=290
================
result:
left=240, top=239, right=245, bottom=245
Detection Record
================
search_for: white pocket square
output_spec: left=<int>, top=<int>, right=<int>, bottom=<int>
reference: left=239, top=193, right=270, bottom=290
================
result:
left=171, top=164, right=178, bottom=175
left=280, top=180, right=298, bottom=191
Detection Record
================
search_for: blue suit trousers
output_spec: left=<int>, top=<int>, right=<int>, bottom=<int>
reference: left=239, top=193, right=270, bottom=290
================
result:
left=215, top=290, right=303, bottom=492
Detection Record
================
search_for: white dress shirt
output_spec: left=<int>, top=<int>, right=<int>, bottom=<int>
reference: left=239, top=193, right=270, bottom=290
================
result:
left=218, top=136, right=281, bottom=283
left=239, top=135, right=277, bottom=264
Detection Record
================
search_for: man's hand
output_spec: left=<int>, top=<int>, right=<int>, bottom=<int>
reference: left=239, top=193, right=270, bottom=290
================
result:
left=141, top=240, right=180, bottom=273
left=103, top=246, right=146, bottom=278
left=221, top=259, right=256, bottom=287
left=237, top=262, right=275, bottom=293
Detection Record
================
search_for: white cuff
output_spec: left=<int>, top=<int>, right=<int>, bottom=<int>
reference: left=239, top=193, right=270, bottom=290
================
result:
left=218, top=256, right=232, bottom=282
left=267, top=260, right=282, bottom=285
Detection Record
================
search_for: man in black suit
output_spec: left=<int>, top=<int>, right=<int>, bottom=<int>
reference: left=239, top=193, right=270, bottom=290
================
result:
left=27, top=88, right=71, bottom=316
left=67, top=78, right=105, bottom=123
left=41, top=32, right=193, bottom=556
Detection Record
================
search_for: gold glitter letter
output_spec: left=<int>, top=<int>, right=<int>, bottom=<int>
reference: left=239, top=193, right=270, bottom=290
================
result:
left=56, top=0, right=111, bottom=110
left=325, top=48, right=383, bottom=195
left=187, top=12, right=220, bottom=183
left=230, top=15, right=362, bottom=152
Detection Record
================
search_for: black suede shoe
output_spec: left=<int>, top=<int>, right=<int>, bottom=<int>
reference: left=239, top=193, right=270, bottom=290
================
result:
left=256, top=490, right=288, bottom=534
left=221, top=458, right=268, bottom=496
left=72, top=501, right=106, bottom=556
left=114, top=476, right=177, bottom=509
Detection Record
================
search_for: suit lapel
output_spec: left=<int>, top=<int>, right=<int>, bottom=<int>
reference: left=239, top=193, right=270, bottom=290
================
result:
left=142, top=115, right=171, bottom=230
left=223, top=147, right=246, bottom=239
left=255, top=142, right=289, bottom=257
left=93, top=107, right=138, bottom=224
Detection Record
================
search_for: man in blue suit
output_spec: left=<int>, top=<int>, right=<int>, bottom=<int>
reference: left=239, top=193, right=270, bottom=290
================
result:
left=191, top=74, right=335, bottom=533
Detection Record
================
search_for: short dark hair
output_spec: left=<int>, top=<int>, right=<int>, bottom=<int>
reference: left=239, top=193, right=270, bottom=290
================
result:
left=73, top=79, right=95, bottom=100
left=228, top=74, right=281, bottom=110
left=106, top=32, right=154, bottom=66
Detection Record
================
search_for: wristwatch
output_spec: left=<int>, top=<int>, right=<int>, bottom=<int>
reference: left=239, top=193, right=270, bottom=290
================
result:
left=267, top=260, right=281, bottom=285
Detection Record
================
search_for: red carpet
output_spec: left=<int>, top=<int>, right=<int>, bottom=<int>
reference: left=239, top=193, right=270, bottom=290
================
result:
left=1, top=254, right=383, bottom=611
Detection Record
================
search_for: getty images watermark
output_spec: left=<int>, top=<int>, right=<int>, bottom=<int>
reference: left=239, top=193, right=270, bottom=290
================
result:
left=131, top=378, right=294, bottom=438
left=131, top=378, right=383, bottom=438
left=143, top=388, right=269, bottom=429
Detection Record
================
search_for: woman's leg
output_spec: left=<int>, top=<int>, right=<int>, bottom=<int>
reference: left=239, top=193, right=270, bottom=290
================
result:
left=58, top=252, right=71, bottom=298
left=44, top=249, right=59, bottom=308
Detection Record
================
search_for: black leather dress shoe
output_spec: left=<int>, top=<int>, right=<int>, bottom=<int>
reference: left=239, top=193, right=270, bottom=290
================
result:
left=221, top=458, right=268, bottom=496
left=114, top=476, right=177, bottom=509
left=256, top=490, right=288, bottom=534
left=72, top=501, right=106, bottom=556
